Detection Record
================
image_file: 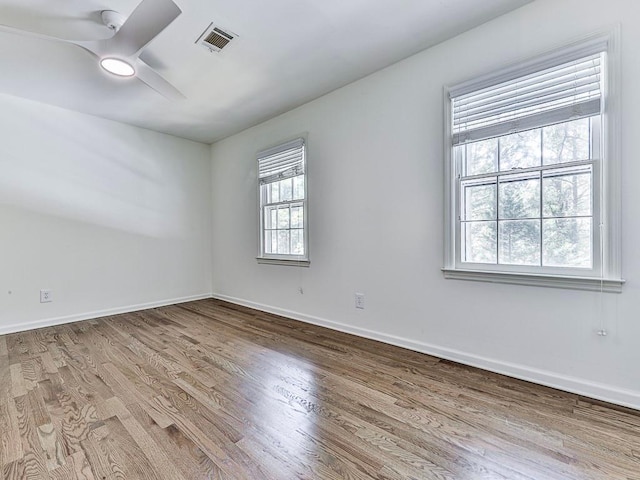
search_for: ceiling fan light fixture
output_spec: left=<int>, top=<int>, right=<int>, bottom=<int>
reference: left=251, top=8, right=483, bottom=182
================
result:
left=100, top=58, right=135, bottom=77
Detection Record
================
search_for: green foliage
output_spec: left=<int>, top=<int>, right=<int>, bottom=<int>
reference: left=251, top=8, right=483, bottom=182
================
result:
left=461, top=118, right=592, bottom=268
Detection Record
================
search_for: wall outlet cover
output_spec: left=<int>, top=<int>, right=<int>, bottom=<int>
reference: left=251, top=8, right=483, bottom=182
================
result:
left=40, top=289, right=53, bottom=303
left=355, top=293, right=365, bottom=309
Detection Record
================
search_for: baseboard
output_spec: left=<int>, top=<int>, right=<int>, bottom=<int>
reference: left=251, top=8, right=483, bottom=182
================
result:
left=211, top=292, right=640, bottom=411
left=0, top=293, right=213, bottom=336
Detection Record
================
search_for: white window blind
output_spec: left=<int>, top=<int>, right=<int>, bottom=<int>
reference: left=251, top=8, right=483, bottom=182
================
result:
left=258, top=139, right=305, bottom=185
left=452, top=53, right=603, bottom=145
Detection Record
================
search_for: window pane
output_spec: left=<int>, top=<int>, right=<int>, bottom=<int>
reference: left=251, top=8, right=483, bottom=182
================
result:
left=277, top=230, right=290, bottom=254
left=265, top=207, right=276, bottom=230
left=277, top=207, right=290, bottom=229
left=269, top=182, right=280, bottom=203
left=543, top=118, right=590, bottom=165
left=264, top=231, right=272, bottom=253
left=293, top=175, right=305, bottom=200
left=463, top=221, right=497, bottom=264
left=463, top=182, right=496, bottom=220
left=499, top=220, right=540, bottom=265
left=499, top=129, right=541, bottom=171
left=466, top=138, right=498, bottom=175
left=499, top=173, right=540, bottom=219
left=543, top=167, right=592, bottom=218
left=280, top=178, right=293, bottom=201
left=543, top=218, right=591, bottom=268
left=291, top=206, right=304, bottom=228
left=291, top=229, right=304, bottom=255
left=268, top=231, right=277, bottom=254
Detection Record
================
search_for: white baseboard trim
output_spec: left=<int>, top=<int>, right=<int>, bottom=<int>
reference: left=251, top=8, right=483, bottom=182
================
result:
left=212, top=293, right=640, bottom=411
left=0, top=293, right=213, bottom=336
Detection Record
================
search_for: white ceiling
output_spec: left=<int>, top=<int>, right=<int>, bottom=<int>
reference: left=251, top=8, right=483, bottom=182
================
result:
left=0, top=0, right=532, bottom=143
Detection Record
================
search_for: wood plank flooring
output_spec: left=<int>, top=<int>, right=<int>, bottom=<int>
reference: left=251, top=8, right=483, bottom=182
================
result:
left=1, top=299, right=639, bottom=479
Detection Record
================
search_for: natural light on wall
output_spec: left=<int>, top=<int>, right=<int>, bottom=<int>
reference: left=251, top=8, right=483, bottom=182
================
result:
left=0, top=93, right=188, bottom=238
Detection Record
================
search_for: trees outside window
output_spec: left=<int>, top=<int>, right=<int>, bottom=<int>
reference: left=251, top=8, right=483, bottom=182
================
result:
left=459, top=118, right=594, bottom=269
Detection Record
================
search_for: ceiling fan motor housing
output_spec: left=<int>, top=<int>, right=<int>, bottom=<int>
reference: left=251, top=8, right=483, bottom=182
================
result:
left=101, top=10, right=125, bottom=31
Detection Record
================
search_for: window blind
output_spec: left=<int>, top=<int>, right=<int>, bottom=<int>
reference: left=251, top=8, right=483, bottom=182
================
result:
left=258, top=138, right=305, bottom=185
left=452, top=52, right=603, bottom=145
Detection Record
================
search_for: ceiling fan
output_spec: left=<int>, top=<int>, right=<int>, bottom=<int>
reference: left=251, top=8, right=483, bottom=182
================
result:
left=0, top=0, right=185, bottom=100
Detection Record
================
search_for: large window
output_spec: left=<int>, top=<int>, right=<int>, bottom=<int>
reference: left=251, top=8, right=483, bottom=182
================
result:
left=444, top=34, right=623, bottom=291
left=257, top=138, right=309, bottom=265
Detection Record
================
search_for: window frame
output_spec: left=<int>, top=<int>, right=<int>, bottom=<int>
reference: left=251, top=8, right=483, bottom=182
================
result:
left=442, top=30, right=623, bottom=292
left=256, top=137, right=310, bottom=266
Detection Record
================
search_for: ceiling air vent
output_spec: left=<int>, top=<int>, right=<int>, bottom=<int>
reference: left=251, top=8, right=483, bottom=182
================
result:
left=196, top=23, right=237, bottom=53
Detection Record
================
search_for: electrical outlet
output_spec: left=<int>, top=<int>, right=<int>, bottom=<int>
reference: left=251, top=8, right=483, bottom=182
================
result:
left=355, top=293, right=365, bottom=309
left=40, top=289, right=53, bottom=303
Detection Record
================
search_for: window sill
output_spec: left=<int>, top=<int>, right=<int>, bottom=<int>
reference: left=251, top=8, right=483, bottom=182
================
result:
left=257, top=257, right=310, bottom=267
left=442, top=268, right=624, bottom=293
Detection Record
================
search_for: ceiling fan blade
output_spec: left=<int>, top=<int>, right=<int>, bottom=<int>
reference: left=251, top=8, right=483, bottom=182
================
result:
left=0, top=23, right=112, bottom=58
left=105, top=0, right=182, bottom=58
left=135, top=59, right=185, bottom=100
left=0, top=23, right=72, bottom=44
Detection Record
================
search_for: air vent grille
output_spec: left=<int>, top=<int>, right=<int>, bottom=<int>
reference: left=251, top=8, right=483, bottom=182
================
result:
left=205, top=28, right=232, bottom=49
left=196, top=23, right=237, bottom=52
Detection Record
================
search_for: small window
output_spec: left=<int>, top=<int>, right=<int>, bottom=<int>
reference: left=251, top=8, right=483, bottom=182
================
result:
left=257, top=138, right=309, bottom=265
left=443, top=34, right=623, bottom=291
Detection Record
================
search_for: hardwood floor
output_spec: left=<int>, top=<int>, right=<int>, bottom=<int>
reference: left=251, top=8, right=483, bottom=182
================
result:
left=1, top=299, right=639, bottom=479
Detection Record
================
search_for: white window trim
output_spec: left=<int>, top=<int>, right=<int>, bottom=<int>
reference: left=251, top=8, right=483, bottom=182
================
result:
left=256, top=135, right=310, bottom=267
left=443, top=28, right=623, bottom=292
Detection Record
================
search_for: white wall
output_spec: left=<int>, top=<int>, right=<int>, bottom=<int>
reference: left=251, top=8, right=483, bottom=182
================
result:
left=211, top=0, right=640, bottom=409
left=0, top=93, right=212, bottom=333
